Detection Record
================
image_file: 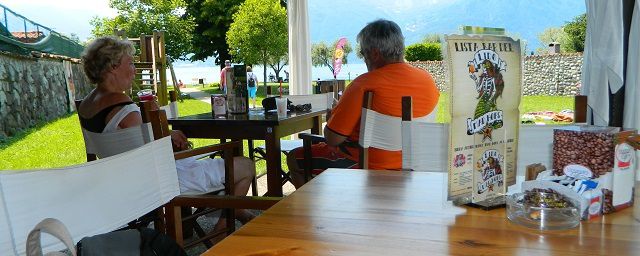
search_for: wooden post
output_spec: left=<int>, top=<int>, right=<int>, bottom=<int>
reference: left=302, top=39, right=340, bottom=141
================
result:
left=574, top=95, right=587, bottom=123
left=359, top=91, right=374, bottom=169
left=155, top=31, right=168, bottom=106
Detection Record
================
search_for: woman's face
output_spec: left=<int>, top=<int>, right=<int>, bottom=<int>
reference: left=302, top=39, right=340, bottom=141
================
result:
left=112, top=54, right=135, bottom=89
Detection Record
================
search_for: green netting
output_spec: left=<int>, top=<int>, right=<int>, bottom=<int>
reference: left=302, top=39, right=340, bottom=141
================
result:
left=0, top=3, right=84, bottom=58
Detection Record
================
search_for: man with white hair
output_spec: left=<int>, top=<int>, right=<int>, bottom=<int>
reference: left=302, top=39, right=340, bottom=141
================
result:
left=287, top=19, right=440, bottom=188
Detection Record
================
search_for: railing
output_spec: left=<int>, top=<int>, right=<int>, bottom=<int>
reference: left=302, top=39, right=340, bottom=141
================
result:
left=0, top=3, right=52, bottom=44
left=0, top=3, right=83, bottom=58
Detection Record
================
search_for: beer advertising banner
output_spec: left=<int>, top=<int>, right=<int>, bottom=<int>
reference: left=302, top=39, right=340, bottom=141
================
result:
left=444, top=35, right=522, bottom=204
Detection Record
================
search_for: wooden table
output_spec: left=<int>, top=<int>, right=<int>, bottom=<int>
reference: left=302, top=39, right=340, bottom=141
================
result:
left=204, top=169, right=640, bottom=255
left=168, top=109, right=325, bottom=197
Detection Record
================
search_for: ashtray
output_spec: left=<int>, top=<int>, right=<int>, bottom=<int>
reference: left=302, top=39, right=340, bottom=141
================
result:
left=507, top=191, right=580, bottom=230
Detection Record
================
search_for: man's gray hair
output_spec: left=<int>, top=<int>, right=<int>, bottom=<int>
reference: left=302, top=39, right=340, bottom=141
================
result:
left=357, top=19, right=405, bottom=62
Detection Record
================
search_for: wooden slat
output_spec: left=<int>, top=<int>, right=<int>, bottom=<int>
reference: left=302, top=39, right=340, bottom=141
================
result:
left=402, top=96, right=412, bottom=121
left=574, top=95, right=587, bottom=123
left=360, top=91, right=374, bottom=169
left=170, top=195, right=280, bottom=210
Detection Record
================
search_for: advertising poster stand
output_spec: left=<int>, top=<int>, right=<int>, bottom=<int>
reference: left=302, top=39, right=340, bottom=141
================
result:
left=444, top=30, right=522, bottom=209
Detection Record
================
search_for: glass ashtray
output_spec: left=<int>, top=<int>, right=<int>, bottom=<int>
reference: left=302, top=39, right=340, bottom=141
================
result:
left=507, top=192, right=581, bottom=230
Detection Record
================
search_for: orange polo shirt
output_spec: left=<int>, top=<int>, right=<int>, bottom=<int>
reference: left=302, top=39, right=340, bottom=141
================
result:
left=326, top=62, right=439, bottom=170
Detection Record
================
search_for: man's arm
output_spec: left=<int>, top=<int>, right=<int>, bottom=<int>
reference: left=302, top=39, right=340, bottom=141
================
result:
left=324, top=126, right=347, bottom=146
left=323, top=80, right=362, bottom=147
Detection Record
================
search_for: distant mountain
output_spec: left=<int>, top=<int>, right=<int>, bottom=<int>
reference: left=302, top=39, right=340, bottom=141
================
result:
left=309, top=0, right=586, bottom=63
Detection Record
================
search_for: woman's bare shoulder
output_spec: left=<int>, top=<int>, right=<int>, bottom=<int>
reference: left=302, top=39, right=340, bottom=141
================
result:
left=79, top=91, right=133, bottom=118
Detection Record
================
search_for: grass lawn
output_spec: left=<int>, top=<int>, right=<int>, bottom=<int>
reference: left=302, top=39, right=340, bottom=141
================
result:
left=436, top=94, right=575, bottom=124
left=0, top=90, right=574, bottom=171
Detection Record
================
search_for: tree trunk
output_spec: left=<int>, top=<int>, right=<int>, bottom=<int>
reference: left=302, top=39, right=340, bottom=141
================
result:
left=263, top=60, right=268, bottom=88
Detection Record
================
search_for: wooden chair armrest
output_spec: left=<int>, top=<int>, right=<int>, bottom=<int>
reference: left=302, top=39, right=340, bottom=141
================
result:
left=173, top=141, right=241, bottom=160
left=165, top=195, right=280, bottom=246
left=298, top=133, right=326, bottom=144
left=170, top=194, right=280, bottom=210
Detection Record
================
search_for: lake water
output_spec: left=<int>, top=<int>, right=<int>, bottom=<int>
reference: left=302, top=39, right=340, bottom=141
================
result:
left=169, top=63, right=369, bottom=85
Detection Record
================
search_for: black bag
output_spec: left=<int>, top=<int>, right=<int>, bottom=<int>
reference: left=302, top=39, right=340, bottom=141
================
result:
left=27, top=218, right=187, bottom=256
left=262, top=96, right=292, bottom=112
left=77, top=228, right=186, bottom=256
left=248, top=74, right=256, bottom=87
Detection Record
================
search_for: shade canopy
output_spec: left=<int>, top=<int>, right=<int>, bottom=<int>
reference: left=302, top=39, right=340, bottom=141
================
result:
left=287, top=0, right=312, bottom=95
left=581, top=0, right=639, bottom=131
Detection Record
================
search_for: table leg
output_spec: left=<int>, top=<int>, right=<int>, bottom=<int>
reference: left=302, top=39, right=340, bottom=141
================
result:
left=232, top=139, right=243, bottom=156
left=265, top=128, right=283, bottom=197
left=312, top=115, right=322, bottom=135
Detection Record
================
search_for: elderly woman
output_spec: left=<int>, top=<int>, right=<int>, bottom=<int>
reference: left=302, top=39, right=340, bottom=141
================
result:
left=77, top=36, right=255, bottom=228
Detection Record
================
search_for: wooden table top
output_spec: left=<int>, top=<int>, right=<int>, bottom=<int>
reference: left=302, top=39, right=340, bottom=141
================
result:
left=204, top=169, right=640, bottom=255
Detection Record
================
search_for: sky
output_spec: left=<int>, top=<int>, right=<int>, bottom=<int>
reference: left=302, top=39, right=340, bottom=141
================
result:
left=1, top=0, right=585, bottom=70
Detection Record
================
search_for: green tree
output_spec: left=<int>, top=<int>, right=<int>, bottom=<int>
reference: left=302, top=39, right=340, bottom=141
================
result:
left=311, top=39, right=353, bottom=77
left=405, top=43, right=442, bottom=61
left=536, top=27, right=573, bottom=53
left=90, top=0, right=195, bottom=61
left=183, top=0, right=243, bottom=66
left=564, top=13, right=587, bottom=52
left=226, top=0, right=288, bottom=86
left=268, top=53, right=288, bottom=82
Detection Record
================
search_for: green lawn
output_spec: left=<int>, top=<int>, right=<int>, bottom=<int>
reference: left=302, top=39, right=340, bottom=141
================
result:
left=0, top=90, right=574, bottom=171
left=0, top=98, right=274, bottom=175
left=436, top=94, right=575, bottom=124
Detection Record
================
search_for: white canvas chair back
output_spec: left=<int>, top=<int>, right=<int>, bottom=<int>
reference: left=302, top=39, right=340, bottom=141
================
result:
left=517, top=125, right=556, bottom=173
left=287, top=92, right=333, bottom=111
left=358, top=93, right=434, bottom=169
left=159, top=90, right=179, bottom=119
left=359, top=109, right=433, bottom=151
left=401, top=123, right=557, bottom=174
left=81, top=123, right=154, bottom=159
left=0, top=137, right=180, bottom=256
left=423, top=103, right=438, bottom=123
left=401, top=122, right=449, bottom=172
left=359, top=108, right=404, bottom=152
left=159, top=101, right=179, bottom=119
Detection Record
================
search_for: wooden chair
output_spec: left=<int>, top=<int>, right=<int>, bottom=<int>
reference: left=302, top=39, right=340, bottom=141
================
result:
left=400, top=96, right=448, bottom=172
left=75, top=97, right=278, bottom=249
left=247, top=93, right=334, bottom=195
left=137, top=101, right=236, bottom=248
left=138, top=101, right=279, bottom=248
left=160, top=90, right=180, bottom=119
left=0, top=137, right=180, bottom=255
left=75, top=100, right=161, bottom=231
left=298, top=91, right=421, bottom=182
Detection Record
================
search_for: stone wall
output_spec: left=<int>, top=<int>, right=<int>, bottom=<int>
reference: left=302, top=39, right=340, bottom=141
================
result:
left=523, top=53, right=583, bottom=96
left=410, top=61, right=448, bottom=91
left=0, top=52, right=93, bottom=138
left=409, top=52, right=583, bottom=96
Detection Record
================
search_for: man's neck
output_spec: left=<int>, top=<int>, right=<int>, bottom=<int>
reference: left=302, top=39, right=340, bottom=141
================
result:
left=368, top=60, right=403, bottom=71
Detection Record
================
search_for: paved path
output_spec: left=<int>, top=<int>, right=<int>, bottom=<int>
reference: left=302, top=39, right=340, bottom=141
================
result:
left=180, top=87, right=211, bottom=103
left=177, top=86, right=297, bottom=197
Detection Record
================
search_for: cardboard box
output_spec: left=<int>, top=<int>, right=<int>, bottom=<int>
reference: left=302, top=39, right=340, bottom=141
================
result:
left=552, top=126, right=636, bottom=215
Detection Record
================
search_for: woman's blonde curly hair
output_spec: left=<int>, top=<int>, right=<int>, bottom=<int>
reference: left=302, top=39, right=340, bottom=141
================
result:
left=81, top=36, right=135, bottom=84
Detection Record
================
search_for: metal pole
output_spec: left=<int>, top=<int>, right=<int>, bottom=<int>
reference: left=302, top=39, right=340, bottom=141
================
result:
left=3, top=8, right=8, bottom=34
